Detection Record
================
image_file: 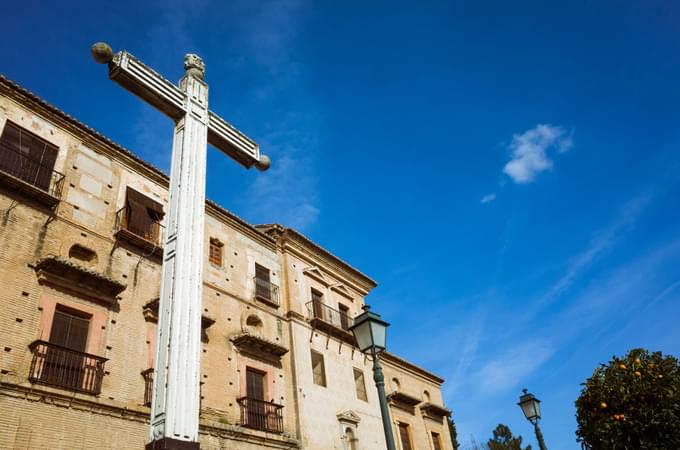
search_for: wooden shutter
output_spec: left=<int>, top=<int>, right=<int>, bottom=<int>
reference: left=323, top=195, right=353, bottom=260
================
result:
left=0, top=121, right=58, bottom=191
left=354, top=368, right=367, bottom=401
left=50, top=309, right=90, bottom=352
left=398, top=423, right=413, bottom=450
left=125, top=187, right=164, bottom=241
left=311, top=289, right=323, bottom=319
left=246, top=368, right=265, bottom=400
left=255, top=264, right=271, bottom=299
left=339, top=303, right=350, bottom=330
left=209, top=238, right=223, bottom=266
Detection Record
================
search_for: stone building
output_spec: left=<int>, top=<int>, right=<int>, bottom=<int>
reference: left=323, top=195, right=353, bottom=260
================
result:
left=0, top=75, right=454, bottom=450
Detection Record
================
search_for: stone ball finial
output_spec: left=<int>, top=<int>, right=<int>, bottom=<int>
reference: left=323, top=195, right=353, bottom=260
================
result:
left=184, top=54, right=205, bottom=80
left=91, top=42, right=114, bottom=64
left=255, top=154, right=271, bottom=172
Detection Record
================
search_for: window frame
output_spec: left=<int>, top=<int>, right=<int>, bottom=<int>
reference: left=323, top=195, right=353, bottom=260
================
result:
left=353, top=367, right=368, bottom=401
left=310, top=350, right=327, bottom=387
left=209, top=237, right=224, bottom=266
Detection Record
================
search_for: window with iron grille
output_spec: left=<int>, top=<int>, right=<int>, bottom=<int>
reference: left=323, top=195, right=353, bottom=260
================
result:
left=209, top=237, right=223, bottom=266
left=0, top=121, right=58, bottom=191
left=311, top=350, right=326, bottom=387
left=255, top=263, right=272, bottom=300
left=353, top=368, right=367, bottom=401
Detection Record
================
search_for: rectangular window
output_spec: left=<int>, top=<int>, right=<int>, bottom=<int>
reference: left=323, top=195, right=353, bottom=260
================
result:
left=209, top=237, right=223, bottom=266
left=339, top=303, right=350, bottom=331
left=311, top=288, right=324, bottom=319
left=255, top=263, right=271, bottom=300
left=311, top=350, right=326, bottom=387
left=431, top=432, right=442, bottom=450
left=353, top=368, right=367, bottom=401
left=0, top=121, right=58, bottom=191
left=398, top=423, right=413, bottom=450
left=50, top=307, right=90, bottom=351
left=124, top=187, right=164, bottom=242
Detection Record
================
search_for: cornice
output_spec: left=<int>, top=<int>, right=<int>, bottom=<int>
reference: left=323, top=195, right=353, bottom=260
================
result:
left=0, top=74, right=168, bottom=187
left=381, top=352, right=445, bottom=385
left=257, top=224, right=377, bottom=295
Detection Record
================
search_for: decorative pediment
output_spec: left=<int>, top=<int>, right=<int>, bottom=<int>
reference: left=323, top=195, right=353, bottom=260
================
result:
left=387, top=391, right=422, bottom=414
left=330, top=283, right=354, bottom=300
left=34, top=256, right=126, bottom=306
left=230, top=333, right=289, bottom=359
left=337, top=410, right=361, bottom=425
left=303, top=266, right=329, bottom=285
left=420, top=402, right=452, bottom=420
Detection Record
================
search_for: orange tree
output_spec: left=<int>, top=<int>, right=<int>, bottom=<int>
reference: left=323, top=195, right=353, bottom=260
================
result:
left=575, top=348, right=680, bottom=449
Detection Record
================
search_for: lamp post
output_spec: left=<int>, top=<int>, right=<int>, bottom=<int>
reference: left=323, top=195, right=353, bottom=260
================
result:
left=349, top=305, right=397, bottom=450
left=518, top=388, right=548, bottom=450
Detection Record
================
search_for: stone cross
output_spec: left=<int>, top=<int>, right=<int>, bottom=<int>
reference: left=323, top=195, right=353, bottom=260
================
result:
left=91, top=42, right=270, bottom=450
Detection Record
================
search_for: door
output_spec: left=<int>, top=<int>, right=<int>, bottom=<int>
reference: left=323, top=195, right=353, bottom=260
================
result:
left=246, top=368, right=266, bottom=430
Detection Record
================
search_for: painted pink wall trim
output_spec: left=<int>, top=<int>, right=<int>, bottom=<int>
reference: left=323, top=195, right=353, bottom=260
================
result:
left=38, top=294, right=107, bottom=355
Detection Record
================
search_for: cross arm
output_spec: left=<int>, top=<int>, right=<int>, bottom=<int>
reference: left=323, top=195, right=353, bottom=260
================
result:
left=107, top=51, right=185, bottom=120
left=207, top=111, right=261, bottom=169
left=92, top=43, right=270, bottom=171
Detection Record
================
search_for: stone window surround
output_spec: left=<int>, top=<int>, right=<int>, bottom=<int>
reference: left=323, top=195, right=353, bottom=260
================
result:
left=37, top=293, right=107, bottom=356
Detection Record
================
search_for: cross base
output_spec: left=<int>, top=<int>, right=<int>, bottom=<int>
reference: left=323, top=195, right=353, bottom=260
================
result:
left=145, top=438, right=200, bottom=450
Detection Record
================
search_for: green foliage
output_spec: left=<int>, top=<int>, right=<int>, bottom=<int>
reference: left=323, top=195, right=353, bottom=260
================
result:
left=575, top=348, right=680, bottom=449
left=448, top=416, right=461, bottom=449
left=487, top=424, right=532, bottom=450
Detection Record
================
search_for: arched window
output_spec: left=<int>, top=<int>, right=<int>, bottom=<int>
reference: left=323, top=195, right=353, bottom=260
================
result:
left=423, top=390, right=431, bottom=402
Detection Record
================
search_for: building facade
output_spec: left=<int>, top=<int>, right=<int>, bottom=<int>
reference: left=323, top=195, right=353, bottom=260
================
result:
left=0, top=75, right=454, bottom=450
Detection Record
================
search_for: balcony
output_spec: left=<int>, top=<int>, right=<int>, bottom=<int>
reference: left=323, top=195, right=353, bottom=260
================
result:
left=28, top=340, right=107, bottom=395
left=238, top=397, right=284, bottom=434
left=254, top=277, right=280, bottom=308
left=305, top=301, right=355, bottom=344
left=142, top=368, right=154, bottom=407
left=0, top=142, right=65, bottom=207
left=114, top=206, right=165, bottom=258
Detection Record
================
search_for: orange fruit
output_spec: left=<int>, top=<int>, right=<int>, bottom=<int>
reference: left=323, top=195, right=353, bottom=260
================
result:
left=634, top=358, right=641, bottom=365
left=619, top=364, right=627, bottom=370
left=634, top=371, right=641, bottom=377
left=600, top=402, right=607, bottom=409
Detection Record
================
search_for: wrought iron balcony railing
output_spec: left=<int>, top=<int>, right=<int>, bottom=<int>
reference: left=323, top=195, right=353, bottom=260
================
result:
left=114, top=206, right=165, bottom=250
left=0, top=142, right=65, bottom=201
left=237, top=396, right=284, bottom=434
left=254, top=276, right=280, bottom=307
left=306, top=300, right=353, bottom=332
left=28, top=340, right=107, bottom=395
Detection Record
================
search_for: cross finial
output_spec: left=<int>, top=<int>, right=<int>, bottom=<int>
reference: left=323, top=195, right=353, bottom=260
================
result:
left=184, top=54, right=205, bottom=80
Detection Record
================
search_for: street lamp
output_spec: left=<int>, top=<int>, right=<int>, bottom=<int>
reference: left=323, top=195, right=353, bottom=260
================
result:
left=518, top=388, right=548, bottom=450
left=349, top=305, right=397, bottom=450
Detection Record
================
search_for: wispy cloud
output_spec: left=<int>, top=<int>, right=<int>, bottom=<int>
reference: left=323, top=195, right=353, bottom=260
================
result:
left=503, top=124, right=573, bottom=184
left=233, top=0, right=322, bottom=231
left=474, top=340, right=554, bottom=394
left=480, top=193, right=496, bottom=204
left=538, top=193, right=650, bottom=306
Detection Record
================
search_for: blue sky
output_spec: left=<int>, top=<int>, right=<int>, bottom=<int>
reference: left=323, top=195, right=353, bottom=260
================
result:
left=2, top=1, right=680, bottom=448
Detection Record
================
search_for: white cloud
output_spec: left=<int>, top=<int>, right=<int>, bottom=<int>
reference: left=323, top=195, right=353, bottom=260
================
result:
left=480, top=193, right=496, bottom=204
left=503, top=124, right=573, bottom=184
